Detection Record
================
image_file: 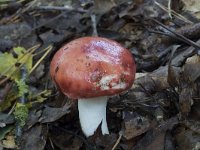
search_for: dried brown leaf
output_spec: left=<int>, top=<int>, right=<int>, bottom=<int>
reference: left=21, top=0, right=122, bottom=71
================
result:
left=132, top=66, right=170, bottom=94
left=92, top=0, right=116, bottom=14
left=132, top=117, right=179, bottom=150
left=39, top=102, right=70, bottom=123
left=183, top=55, right=200, bottom=82
left=168, top=65, right=181, bottom=87
left=122, top=111, right=154, bottom=140
left=175, top=126, right=200, bottom=150
left=179, top=87, right=193, bottom=116
left=51, top=130, right=83, bottom=150
left=21, top=125, right=47, bottom=150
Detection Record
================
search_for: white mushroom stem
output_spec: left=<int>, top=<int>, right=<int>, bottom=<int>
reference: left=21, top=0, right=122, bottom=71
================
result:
left=78, top=96, right=109, bottom=137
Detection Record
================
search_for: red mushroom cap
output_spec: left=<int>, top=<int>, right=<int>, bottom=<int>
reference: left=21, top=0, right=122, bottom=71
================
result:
left=50, top=37, right=136, bottom=99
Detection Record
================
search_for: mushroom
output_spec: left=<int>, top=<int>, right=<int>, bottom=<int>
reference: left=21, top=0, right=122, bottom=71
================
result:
left=50, top=37, right=136, bottom=137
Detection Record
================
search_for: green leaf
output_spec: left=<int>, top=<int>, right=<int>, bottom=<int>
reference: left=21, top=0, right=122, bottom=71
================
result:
left=13, top=47, right=32, bottom=72
left=0, top=89, right=18, bottom=112
left=0, top=46, right=32, bottom=81
left=13, top=103, right=28, bottom=127
left=15, top=79, right=28, bottom=97
left=27, top=90, right=52, bottom=108
left=0, top=52, right=18, bottom=78
left=0, top=125, right=13, bottom=140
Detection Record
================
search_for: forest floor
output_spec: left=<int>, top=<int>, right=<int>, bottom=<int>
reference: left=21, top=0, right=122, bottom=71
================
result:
left=0, top=0, right=199, bottom=150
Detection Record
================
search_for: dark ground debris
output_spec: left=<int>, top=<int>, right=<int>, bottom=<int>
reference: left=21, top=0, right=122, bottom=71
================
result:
left=0, top=0, right=199, bottom=150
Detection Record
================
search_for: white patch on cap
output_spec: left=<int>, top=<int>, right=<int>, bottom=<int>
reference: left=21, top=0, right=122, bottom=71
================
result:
left=99, top=75, right=116, bottom=90
left=110, top=82, right=126, bottom=89
left=98, top=75, right=127, bottom=90
left=123, top=71, right=130, bottom=75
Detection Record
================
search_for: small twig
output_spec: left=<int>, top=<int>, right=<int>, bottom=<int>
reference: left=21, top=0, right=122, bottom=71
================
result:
left=48, top=137, right=55, bottom=149
left=8, top=101, right=17, bottom=115
left=91, top=14, right=98, bottom=37
left=0, top=0, right=37, bottom=24
left=21, top=0, right=38, bottom=13
left=19, top=66, right=27, bottom=104
left=112, top=131, right=122, bottom=150
left=154, top=1, right=192, bottom=24
left=34, top=5, right=88, bottom=13
left=16, top=66, right=28, bottom=143
left=139, top=103, right=160, bottom=108
left=151, top=18, right=200, bottom=51
left=29, top=45, right=52, bottom=74
left=147, top=28, right=188, bottom=43
left=167, top=0, right=172, bottom=18
left=147, top=29, right=171, bottom=36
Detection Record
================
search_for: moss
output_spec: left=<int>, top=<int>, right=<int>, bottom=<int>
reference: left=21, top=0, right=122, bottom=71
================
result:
left=13, top=103, right=28, bottom=127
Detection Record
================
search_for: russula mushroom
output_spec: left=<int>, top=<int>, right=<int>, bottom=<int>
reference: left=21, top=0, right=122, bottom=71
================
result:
left=50, top=37, right=136, bottom=137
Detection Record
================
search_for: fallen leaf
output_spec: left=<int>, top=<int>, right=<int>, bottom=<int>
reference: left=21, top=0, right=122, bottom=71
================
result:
left=189, top=101, right=200, bottom=120
left=183, top=54, right=200, bottom=82
left=168, top=65, right=181, bottom=87
left=171, top=40, right=200, bottom=67
left=182, top=0, right=200, bottom=19
left=132, top=66, right=170, bottom=94
left=179, top=87, right=193, bottom=116
left=132, top=117, right=178, bottom=150
left=21, top=125, right=47, bottom=150
left=92, top=0, right=116, bottom=14
left=0, top=113, right=14, bottom=125
left=164, top=131, right=176, bottom=150
left=39, top=102, right=70, bottom=123
left=0, top=22, right=37, bottom=48
left=0, top=126, right=13, bottom=140
left=132, top=129, right=165, bottom=150
left=122, top=111, right=152, bottom=140
left=175, top=126, right=200, bottom=150
left=50, top=127, right=83, bottom=150
left=0, top=134, right=16, bottom=149
left=178, top=54, right=200, bottom=116
left=94, top=133, right=117, bottom=150
left=0, top=46, right=32, bottom=81
left=26, top=109, right=42, bottom=129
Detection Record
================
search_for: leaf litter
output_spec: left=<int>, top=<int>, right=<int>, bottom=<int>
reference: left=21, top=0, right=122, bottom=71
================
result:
left=0, top=0, right=199, bottom=149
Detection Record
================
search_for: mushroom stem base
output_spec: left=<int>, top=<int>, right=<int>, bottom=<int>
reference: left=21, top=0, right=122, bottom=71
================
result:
left=78, top=96, right=109, bottom=137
